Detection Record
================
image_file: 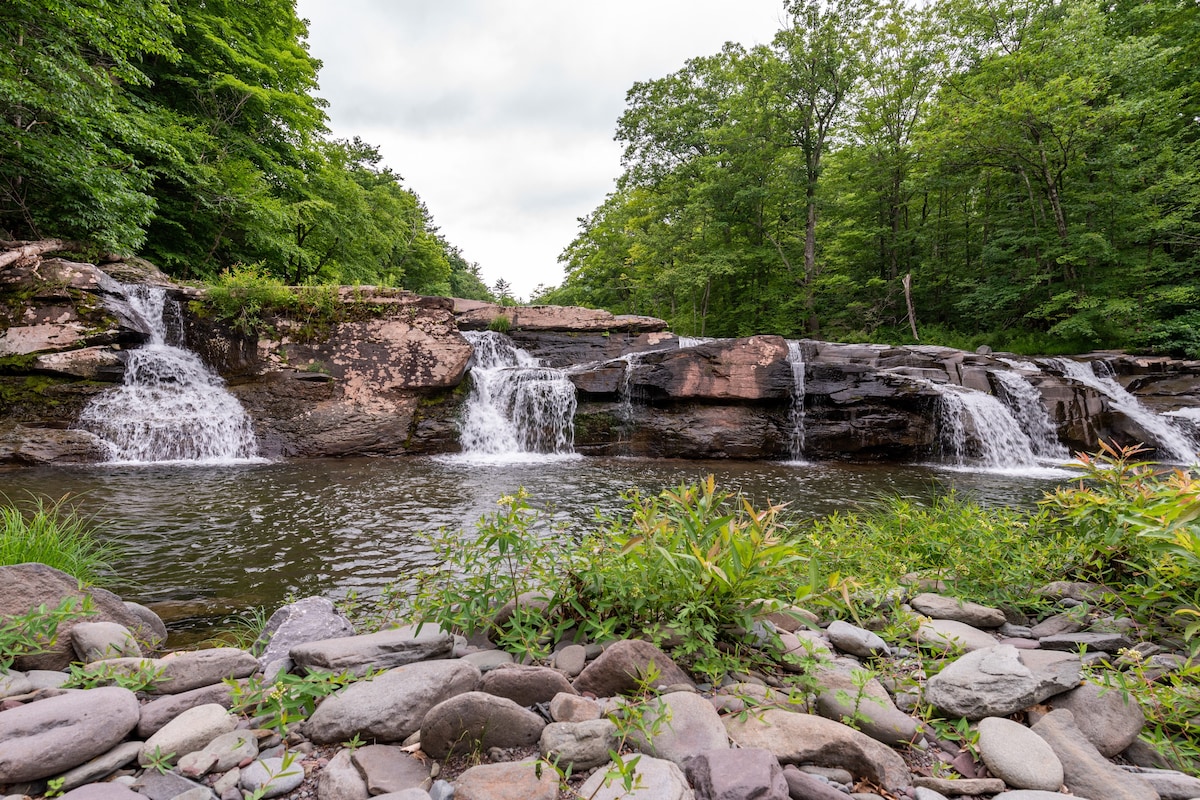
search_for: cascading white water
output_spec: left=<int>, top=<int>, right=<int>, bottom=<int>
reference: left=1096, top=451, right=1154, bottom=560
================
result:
left=936, top=384, right=1042, bottom=468
left=677, top=336, right=715, bottom=348
left=785, top=340, right=806, bottom=462
left=458, top=331, right=576, bottom=456
left=991, top=370, right=1070, bottom=460
left=78, top=285, right=260, bottom=464
left=1051, top=358, right=1198, bottom=463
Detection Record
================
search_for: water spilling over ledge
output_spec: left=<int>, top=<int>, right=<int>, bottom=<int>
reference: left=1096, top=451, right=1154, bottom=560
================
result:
left=0, top=259, right=1197, bottom=468
left=77, top=285, right=261, bottom=465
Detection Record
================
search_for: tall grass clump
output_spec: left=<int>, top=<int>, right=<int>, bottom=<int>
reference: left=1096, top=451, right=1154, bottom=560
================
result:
left=0, top=495, right=117, bottom=585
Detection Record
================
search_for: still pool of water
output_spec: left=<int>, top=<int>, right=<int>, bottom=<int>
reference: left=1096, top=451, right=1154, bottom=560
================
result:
left=0, top=456, right=1077, bottom=639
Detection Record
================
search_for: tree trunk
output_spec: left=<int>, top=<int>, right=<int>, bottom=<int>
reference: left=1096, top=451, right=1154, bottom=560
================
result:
left=0, top=239, right=80, bottom=270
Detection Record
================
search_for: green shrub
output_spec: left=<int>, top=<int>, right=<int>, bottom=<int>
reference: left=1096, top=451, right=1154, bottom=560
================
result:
left=410, top=478, right=818, bottom=678
left=803, top=491, right=1069, bottom=615
left=203, top=263, right=300, bottom=334
left=1042, top=441, right=1200, bottom=634
left=0, top=495, right=117, bottom=585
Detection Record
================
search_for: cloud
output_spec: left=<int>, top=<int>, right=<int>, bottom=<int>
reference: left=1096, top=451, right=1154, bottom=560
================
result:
left=296, top=0, right=786, bottom=297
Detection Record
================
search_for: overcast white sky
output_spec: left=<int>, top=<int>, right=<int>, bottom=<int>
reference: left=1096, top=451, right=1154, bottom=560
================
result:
left=293, top=1, right=787, bottom=299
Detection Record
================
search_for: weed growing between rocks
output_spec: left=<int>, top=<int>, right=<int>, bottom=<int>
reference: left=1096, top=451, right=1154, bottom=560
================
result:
left=0, top=595, right=92, bottom=671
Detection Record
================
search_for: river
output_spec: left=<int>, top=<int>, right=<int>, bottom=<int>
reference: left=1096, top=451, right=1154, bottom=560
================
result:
left=0, top=456, right=1076, bottom=641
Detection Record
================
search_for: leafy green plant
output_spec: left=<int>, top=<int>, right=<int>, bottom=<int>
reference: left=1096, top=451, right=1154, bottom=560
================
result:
left=66, top=659, right=164, bottom=692
left=203, top=263, right=300, bottom=335
left=412, top=489, right=573, bottom=660
left=143, top=746, right=176, bottom=774
left=0, top=495, right=118, bottom=585
left=0, top=595, right=93, bottom=671
left=228, top=669, right=358, bottom=735
left=45, top=777, right=65, bottom=798
left=1042, top=441, right=1200, bottom=634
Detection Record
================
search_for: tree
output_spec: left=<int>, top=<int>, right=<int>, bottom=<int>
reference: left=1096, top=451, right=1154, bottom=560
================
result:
left=0, top=0, right=180, bottom=249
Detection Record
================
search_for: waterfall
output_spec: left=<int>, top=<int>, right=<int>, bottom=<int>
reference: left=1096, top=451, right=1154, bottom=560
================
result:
left=458, top=331, right=576, bottom=457
left=677, top=336, right=715, bottom=349
left=936, top=384, right=1042, bottom=469
left=785, top=340, right=806, bottom=462
left=78, top=285, right=260, bottom=464
left=1051, top=358, right=1198, bottom=463
left=991, top=370, right=1069, bottom=460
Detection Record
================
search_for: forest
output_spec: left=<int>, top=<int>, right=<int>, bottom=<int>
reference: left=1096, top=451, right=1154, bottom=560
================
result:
left=540, top=0, right=1200, bottom=356
left=0, top=0, right=491, bottom=299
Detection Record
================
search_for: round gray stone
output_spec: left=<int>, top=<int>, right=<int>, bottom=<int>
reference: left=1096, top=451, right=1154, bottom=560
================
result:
left=977, top=716, right=1063, bottom=791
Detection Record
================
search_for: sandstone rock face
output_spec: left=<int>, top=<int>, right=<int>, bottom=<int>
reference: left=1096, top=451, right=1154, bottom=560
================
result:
left=0, top=563, right=154, bottom=670
left=454, top=301, right=667, bottom=334
left=0, top=686, right=141, bottom=783
left=0, top=426, right=107, bottom=465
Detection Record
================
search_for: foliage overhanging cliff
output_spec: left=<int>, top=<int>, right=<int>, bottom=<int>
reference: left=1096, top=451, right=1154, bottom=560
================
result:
left=0, top=0, right=491, bottom=299
left=541, top=0, right=1200, bottom=357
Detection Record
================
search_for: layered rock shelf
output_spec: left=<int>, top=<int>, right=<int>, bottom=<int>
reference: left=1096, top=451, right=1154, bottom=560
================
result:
left=3, top=563, right=1199, bottom=800
left=0, top=256, right=1197, bottom=465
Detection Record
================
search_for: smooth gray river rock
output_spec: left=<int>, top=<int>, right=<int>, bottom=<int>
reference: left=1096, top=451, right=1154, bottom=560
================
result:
left=290, top=624, right=454, bottom=676
left=924, top=645, right=1080, bottom=719
left=573, top=639, right=695, bottom=696
left=1031, top=708, right=1157, bottom=800
left=477, top=663, right=577, bottom=706
left=916, top=619, right=998, bottom=653
left=977, top=716, right=1063, bottom=791
left=351, top=745, right=431, bottom=794
left=303, top=659, right=481, bottom=744
left=1048, top=681, right=1146, bottom=757
left=255, top=596, right=355, bottom=669
left=316, top=749, right=368, bottom=800
left=54, top=741, right=144, bottom=792
left=137, top=682, right=237, bottom=738
left=70, top=621, right=142, bottom=663
left=627, top=691, right=729, bottom=766
left=1039, top=631, right=1134, bottom=652
left=1128, top=768, right=1200, bottom=800
left=0, top=686, right=140, bottom=783
left=539, top=719, right=618, bottom=771
left=58, top=784, right=146, bottom=800
left=241, top=757, right=304, bottom=799
left=452, top=761, right=558, bottom=800
left=152, top=648, right=258, bottom=695
left=685, top=749, right=789, bottom=800
left=910, top=593, right=1006, bottom=628
left=826, top=620, right=889, bottom=658
left=578, top=754, right=695, bottom=800
left=724, top=709, right=910, bottom=792
left=419, top=691, right=546, bottom=759
left=812, top=659, right=921, bottom=746
left=139, top=703, right=237, bottom=767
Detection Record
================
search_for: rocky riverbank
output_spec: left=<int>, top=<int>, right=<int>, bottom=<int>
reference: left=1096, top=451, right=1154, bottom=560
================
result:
left=2, top=562, right=1199, bottom=800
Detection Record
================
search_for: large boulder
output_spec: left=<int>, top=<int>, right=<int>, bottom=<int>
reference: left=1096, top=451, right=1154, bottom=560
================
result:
left=0, top=563, right=156, bottom=670
left=419, top=692, right=546, bottom=759
left=724, top=709, right=911, bottom=793
left=303, top=659, right=480, bottom=744
left=254, top=596, right=356, bottom=669
left=924, top=645, right=1080, bottom=720
left=0, top=686, right=141, bottom=783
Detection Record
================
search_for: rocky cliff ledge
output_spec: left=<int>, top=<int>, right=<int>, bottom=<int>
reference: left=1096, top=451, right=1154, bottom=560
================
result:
left=0, top=259, right=1196, bottom=465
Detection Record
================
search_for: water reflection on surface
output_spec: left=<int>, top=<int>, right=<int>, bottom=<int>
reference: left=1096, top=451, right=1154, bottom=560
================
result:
left=0, top=456, right=1074, bottom=637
